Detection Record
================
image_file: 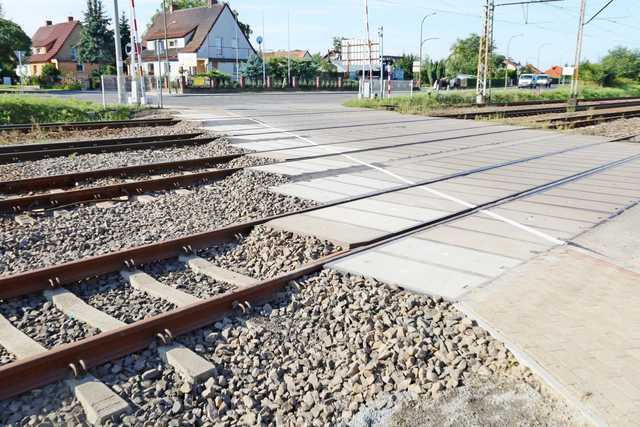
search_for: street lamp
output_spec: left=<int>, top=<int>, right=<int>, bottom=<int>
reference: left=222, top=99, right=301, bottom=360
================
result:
left=418, top=12, right=436, bottom=86
left=505, top=33, right=523, bottom=89
left=537, top=43, right=551, bottom=73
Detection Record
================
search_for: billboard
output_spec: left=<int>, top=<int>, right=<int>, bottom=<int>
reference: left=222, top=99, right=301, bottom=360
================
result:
left=340, top=39, right=380, bottom=67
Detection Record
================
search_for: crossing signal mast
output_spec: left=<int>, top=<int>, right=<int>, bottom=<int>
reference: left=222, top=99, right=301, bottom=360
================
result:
left=476, top=0, right=565, bottom=105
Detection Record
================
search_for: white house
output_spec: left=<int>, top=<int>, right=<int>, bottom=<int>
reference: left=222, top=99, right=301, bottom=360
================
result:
left=139, top=0, right=255, bottom=80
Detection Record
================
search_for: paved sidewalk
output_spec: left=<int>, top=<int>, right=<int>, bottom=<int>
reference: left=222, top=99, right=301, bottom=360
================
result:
left=460, top=204, right=640, bottom=427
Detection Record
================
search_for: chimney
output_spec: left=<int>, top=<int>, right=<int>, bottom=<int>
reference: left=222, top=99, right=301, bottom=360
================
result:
left=45, top=20, right=53, bottom=26
left=68, top=16, right=74, bottom=22
left=208, top=0, right=218, bottom=7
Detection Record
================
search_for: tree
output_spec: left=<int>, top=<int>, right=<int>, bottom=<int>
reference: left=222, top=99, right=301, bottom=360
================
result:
left=39, top=63, right=61, bottom=86
left=0, top=18, right=31, bottom=79
left=232, top=10, right=252, bottom=40
left=446, top=33, right=501, bottom=77
left=332, top=36, right=346, bottom=59
left=601, top=47, right=640, bottom=81
left=580, top=61, right=615, bottom=87
left=78, top=0, right=115, bottom=64
left=241, top=53, right=264, bottom=80
left=395, top=54, right=416, bottom=80
left=119, top=12, right=131, bottom=59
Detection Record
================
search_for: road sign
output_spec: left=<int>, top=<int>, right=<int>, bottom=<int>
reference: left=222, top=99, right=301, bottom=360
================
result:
left=562, top=66, right=575, bottom=76
left=256, top=36, right=263, bottom=45
left=412, top=61, right=421, bottom=73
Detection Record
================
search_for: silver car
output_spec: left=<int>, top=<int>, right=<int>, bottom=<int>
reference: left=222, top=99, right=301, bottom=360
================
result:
left=535, top=74, right=552, bottom=88
left=517, top=74, right=536, bottom=88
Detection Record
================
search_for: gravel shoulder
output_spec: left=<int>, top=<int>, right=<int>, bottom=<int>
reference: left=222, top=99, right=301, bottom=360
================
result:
left=569, top=117, right=640, bottom=140
left=1, top=171, right=316, bottom=276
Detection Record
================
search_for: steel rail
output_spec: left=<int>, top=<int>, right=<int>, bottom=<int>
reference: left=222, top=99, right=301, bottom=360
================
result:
left=1, top=148, right=639, bottom=400
left=0, top=126, right=523, bottom=196
left=543, top=109, right=640, bottom=129
left=0, top=167, right=241, bottom=213
left=0, top=118, right=179, bottom=133
left=436, top=99, right=640, bottom=120
left=0, top=138, right=612, bottom=295
left=0, top=137, right=217, bottom=164
left=0, top=153, right=243, bottom=194
left=0, top=133, right=203, bottom=154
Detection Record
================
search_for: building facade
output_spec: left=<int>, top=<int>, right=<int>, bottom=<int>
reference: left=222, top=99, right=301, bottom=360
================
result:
left=26, top=17, right=99, bottom=79
left=139, top=0, right=255, bottom=80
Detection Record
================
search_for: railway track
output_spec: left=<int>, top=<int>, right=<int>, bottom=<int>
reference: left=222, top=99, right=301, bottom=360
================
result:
left=0, top=126, right=586, bottom=212
left=538, top=106, right=640, bottom=129
left=434, top=97, right=640, bottom=120
left=0, top=143, right=638, bottom=401
left=0, top=118, right=179, bottom=133
left=0, top=133, right=212, bottom=163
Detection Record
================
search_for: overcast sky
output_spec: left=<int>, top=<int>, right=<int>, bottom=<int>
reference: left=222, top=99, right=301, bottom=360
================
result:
left=3, top=0, right=639, bottom=69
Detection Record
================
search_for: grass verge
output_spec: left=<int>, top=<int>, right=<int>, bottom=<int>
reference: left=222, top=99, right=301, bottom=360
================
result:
left=345, top=85, right=640, bottom=114
left=0, top=95, right=139, bottom=125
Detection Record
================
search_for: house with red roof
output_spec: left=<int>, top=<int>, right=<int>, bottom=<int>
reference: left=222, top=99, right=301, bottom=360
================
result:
left=139, top=0, right=255, bottom=80
left=26, top=17, right=99, bottom=79
left=263, top=50, right=313, bottom=61
left=544, top=66, right=563, bottom=79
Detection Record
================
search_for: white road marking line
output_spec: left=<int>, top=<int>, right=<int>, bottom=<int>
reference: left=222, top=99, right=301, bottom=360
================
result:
left=211, top=110, right=565, bottom=246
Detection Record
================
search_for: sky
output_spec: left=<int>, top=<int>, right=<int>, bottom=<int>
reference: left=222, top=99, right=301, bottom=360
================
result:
left=3, top=0, right=639, bottom=70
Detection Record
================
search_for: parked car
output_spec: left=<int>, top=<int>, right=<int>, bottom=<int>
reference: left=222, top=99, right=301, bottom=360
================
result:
left=535, top=74, right=552, bottom=88
left=517, top=74, right=536, bottom=88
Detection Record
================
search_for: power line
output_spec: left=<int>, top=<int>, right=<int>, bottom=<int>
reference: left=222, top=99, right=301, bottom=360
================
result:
left=585, top=0, right=615, bottom=25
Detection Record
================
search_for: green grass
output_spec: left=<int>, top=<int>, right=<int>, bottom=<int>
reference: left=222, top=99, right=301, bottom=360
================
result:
left=0, top=95, right=138, bottom=125
left=345, top=84, right=640, bottom=114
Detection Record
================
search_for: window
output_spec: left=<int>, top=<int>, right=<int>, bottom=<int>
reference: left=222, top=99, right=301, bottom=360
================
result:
left=215, top=37, right=223, bottom=56
left=148, top=63, right=155, bottom=76
left=168, top=40, right=176, bottom=48
left=76, top=63, right=84, bottom=72
left=71, top=48, right=78, bottom=61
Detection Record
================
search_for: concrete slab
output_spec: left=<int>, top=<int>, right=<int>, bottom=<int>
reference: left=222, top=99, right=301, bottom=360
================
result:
left=460, top=247, right=640, bottom=427
left=121, top=270, right=200, bottom=307
left=267, top=214, right=382, bottom=247
left=305, top=205, right=419, bottom=232
left=159, top=344, right=216, bottom=384
left=329, top=250, right=487, bottom=299
left=573, top=204, right=640, bottom=273
left=44, top=288, right=125, bottom=332
left=66, top=375, right=131, bottom=425
left=271, top=183, right=346, bottom=202
left=0, top=314, right=45, bottom=358
left=381, top=236, right=522, bottom=277
left=180, top=255, right=258, bottom=288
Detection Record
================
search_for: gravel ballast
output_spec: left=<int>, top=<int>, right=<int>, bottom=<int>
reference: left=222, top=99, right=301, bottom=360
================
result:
left=1, top=171, right=316, bottom=276
left=0, top=294, right=98, bottom=349
left=0, top=269, right=581, bottom=426
left=143, top=259, right=233, bottom=300
left=572, top=117, right=640, bottom=140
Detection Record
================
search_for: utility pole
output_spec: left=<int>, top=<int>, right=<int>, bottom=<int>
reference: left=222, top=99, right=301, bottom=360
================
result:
left=287, top=10, right=291, bottom=87
left=113, top=0, right=125, bottom=104
left=569, top=0, right=587, bottom=107
left=476, top=0, right=565, bottom=105
left=162, top=0, right=171, bottom=94
left=505, top=33, right=523, bottom=89
left=261, top=12, right=266, bottom=87
left=476, top=0, right=494, bottom=105
left=129, top=0, right=146, bottom=105
left=379, top=26, right=384, bottom=99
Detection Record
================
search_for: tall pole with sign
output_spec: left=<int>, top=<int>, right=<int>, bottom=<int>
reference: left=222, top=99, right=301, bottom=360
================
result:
left=129, top=0, right=146, bottom=105
left=257, top=36, right=265, bottom=87
left=14, top=51, right=25, bottom=93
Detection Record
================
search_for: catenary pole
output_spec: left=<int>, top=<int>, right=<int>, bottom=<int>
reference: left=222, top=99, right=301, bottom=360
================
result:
left=287, top=10, right=291, bottom=87
left=262, top=12, right=266, bottom=87
left=379, top=26, right=383, bottom=99
left=570, top=0, right=586, bottom=106
left=418, top=13, right=435, bottom=87
left=113, top=0, right=125, bottom=103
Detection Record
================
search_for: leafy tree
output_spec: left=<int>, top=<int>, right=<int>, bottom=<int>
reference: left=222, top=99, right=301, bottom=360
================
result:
left=332, top=36, right=346, bottom=59
left=232, top=10, right=252, bottom=40
left=266, top=56, right=287, bottom=80
left=311, top=53, right=334, bottom=73
left=395, top=54, right=416, bottom=80
left=241, top=53, right=264, bottom=80
left=421, top=58, right=446, bottom=86
left=119, top=12, right=131, bottom=59
left=39, top=63, right=61, bottom=86
left=78, top=0, right=115, bottom=64
left=580, top=61, right=615, bottom=87
left=446, top=33, right=502, bottom=77
left=601, top=47, right=640, bottom=81
left=0, top=18, right=31, bottom=79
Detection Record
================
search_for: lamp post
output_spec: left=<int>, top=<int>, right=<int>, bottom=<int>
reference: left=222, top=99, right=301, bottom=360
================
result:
left=505, top=33, right=523, bottom=89
left=537, top=42, right=551, bottom=73
left=418, top=12, right=436, bottom=86
left=420, top=37, right=439, bottom=86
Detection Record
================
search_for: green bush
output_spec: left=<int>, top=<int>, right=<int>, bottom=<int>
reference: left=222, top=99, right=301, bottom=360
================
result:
left=0, top=95, right=137, bottom=124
